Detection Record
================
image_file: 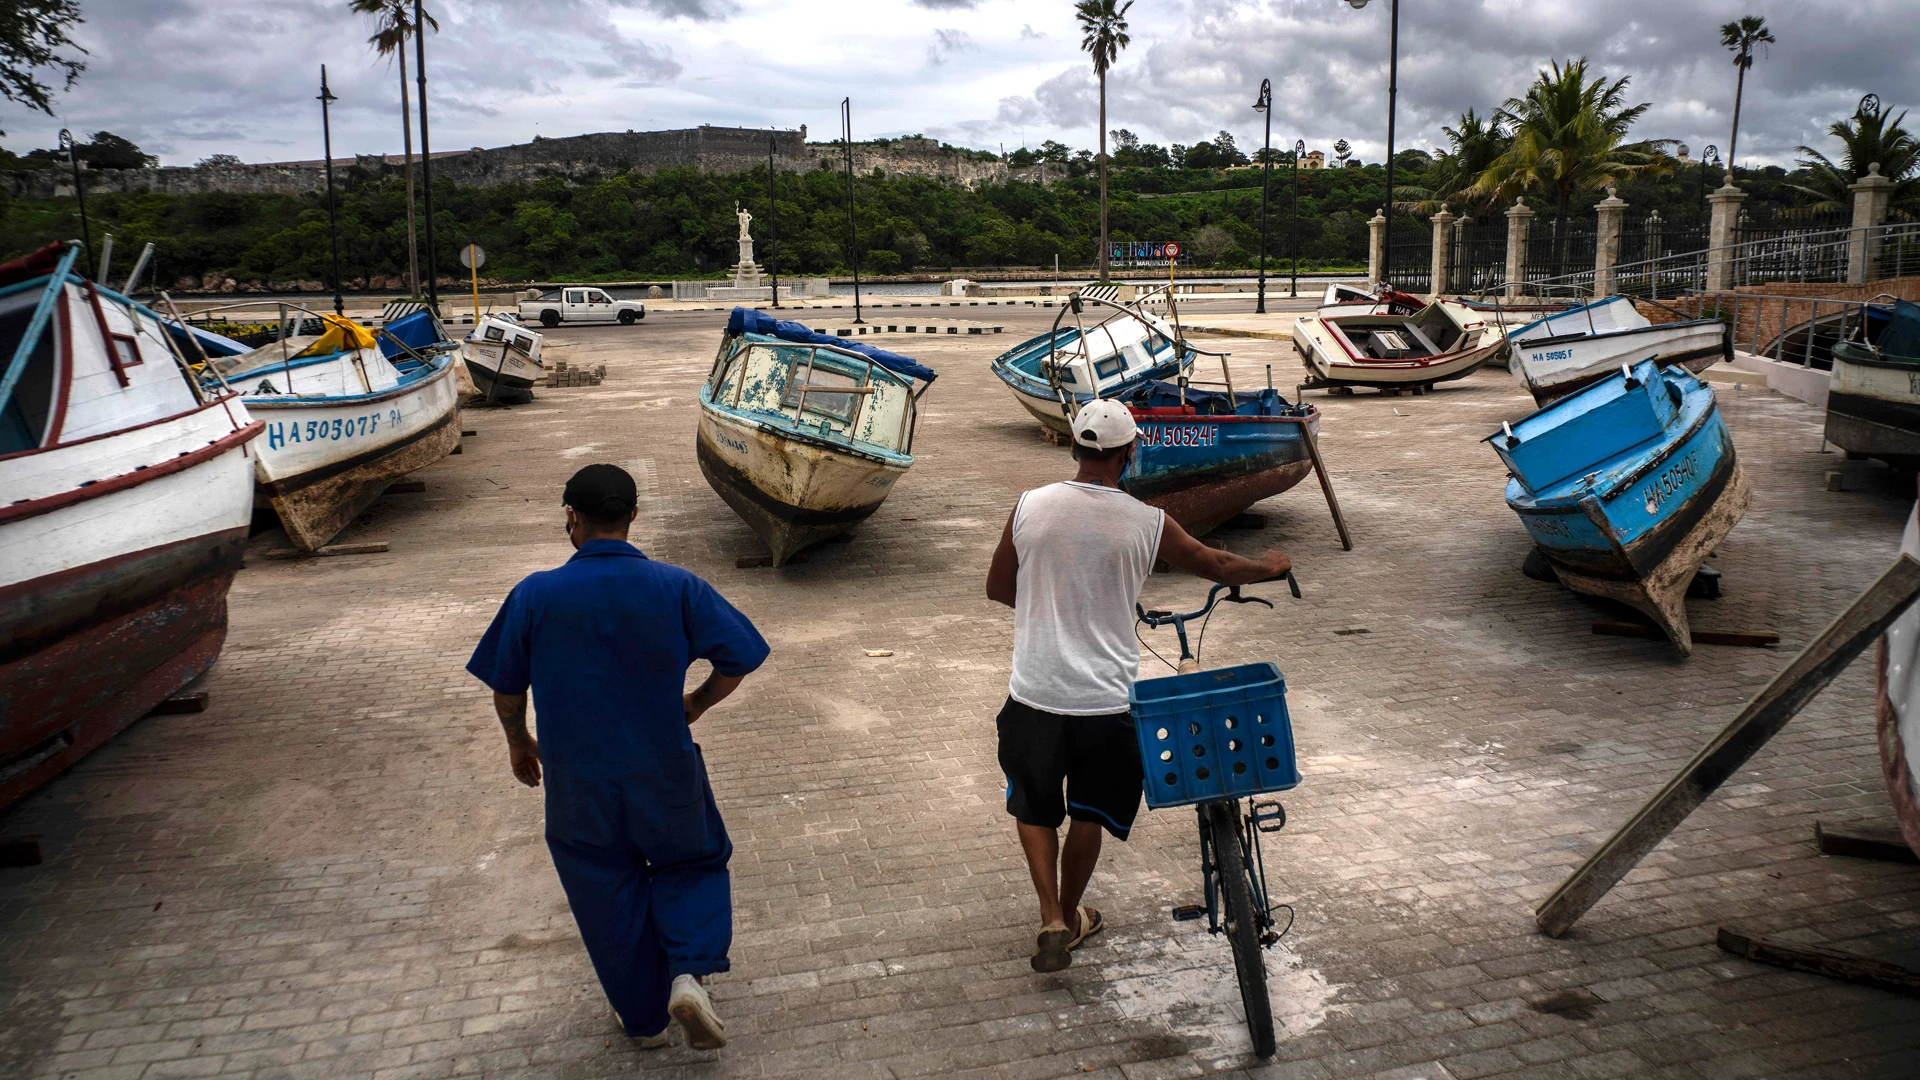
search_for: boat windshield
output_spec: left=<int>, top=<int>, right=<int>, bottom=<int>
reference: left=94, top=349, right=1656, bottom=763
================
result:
left=0, top=288, right=58, bottom=454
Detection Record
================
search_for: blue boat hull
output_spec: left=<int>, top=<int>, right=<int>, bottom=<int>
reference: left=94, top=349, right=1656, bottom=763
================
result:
left=990, top=328, right=1187, bottom=434
left=1121, top=386, right=1320, bottom=536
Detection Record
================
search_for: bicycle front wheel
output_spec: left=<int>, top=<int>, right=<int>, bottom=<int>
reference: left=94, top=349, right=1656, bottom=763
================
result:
left=1205, top=800, right=1276, bottom=1058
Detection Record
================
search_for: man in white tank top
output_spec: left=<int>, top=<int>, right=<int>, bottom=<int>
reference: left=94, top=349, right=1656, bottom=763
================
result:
left=986, top=400, right=1289, bottom=972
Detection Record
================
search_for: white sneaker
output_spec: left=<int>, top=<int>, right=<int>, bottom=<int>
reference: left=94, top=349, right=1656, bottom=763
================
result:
left=615, top=1007, right=673, bottom=1049
left=668, top=974, right=727, bottom=1050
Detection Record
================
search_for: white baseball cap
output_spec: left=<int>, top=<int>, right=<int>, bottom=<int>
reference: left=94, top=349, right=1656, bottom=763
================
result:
left=1073, top=399, right=1138, bottom=450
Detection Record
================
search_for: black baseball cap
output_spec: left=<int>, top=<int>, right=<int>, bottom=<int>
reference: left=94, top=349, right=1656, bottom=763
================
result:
left=563, top=463, right=637, bottom=521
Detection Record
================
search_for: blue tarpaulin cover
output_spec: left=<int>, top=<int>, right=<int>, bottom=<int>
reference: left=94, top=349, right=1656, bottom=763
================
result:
left=726, top=307, right=937, bottom=383
left=380, top=309, right=447, bottom=358
left=1880, top=299, right=1920, bottom=359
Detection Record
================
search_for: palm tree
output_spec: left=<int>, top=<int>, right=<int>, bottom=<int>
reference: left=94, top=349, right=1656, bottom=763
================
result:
left=1418, top=110, right=1511, bottom=216
left=1790, top=98, right=1920, bottom=213
left=352, top=0, right=438, bottom=299
left=1719, top=15, right=1775, bottom=183
left=1076, top=0, right=1130, bottom=282
left=1472, top=58, right=1674, bottom=274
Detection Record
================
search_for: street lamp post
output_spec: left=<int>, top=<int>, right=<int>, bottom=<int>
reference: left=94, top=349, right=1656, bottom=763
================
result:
left=1345, top=0, right=1397, bottom=289
left=1696, top=145, right=1719, bottom=231
left=318, top=66, right=345, bottom=316
left=58, top=129, right=93, bottom=277
left=767, top=131, right=781, bottom=310
left=1291, top=139, right=1305, bottom=298
left=413, top=0, right=439, bottom=311
left=841, top=97, right=864, bottom=324
left=1253, top=79, right=1273, bottom=314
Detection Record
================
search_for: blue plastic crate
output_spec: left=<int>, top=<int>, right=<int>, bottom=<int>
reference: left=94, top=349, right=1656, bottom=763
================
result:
left=1131, top=662, right=1299, bottom=809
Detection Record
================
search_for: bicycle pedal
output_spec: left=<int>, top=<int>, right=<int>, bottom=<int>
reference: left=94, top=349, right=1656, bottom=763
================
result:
left=1252, top=800, right=1287, bottom=833
left=1170, top=904, right=1205, bottom=922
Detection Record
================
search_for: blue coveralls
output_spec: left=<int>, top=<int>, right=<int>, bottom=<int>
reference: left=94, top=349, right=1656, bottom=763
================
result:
left=466, top=539, right=770, bottom=1038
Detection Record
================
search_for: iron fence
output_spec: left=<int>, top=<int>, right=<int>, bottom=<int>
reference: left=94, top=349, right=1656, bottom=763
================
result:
left=1382, top=231, right=1431, bottom=291
left=1450, top=219, right=1508, bottom=295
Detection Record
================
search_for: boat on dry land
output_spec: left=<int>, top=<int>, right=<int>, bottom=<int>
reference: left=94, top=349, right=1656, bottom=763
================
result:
left=1825, top=299, right=1920, bottom=468
left=1118, top=381, right=1323, bottom=536
left=1877, top=495, right=1920, bottom=858
left=462, top=315, right=545, bottom=403
left=990, top=296, right=1193, bottom=435
left=0, top=242, right=262, bottom=811
left=1486, top=359, right=1747, bottom=657
left=698, top=308, right=936, bottom=566
left=1292, top=298, right=1506, bottom=393
left=1505, top=295, right=1730, bottom=405
left=182, top=304, right=462, bottom=551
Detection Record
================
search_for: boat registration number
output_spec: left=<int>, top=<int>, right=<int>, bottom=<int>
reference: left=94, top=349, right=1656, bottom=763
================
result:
left=1642, top=451, right=1699, bottom=515
left=1139, top=424, right=1220, bottom=448
left=265, top=409, right=404, bottom=450
left=1531, top=349, right=1574, bottom=362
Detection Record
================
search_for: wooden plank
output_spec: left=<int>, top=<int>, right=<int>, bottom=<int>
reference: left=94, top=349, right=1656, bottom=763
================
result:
left=1297, top=421, right=1353, bottom=552
left=385, top=480, right=427, bottom=495
left=1815, top=821, right=1920, bottom=864
left=146, top=692, right=208, bottom=716
left=0, top=837, right=43, bottom=868
left=261, top=542, right=391, bottom=561
left=1592, top=621, right=1779, bottom=648
left=1716, top=928, right=1920, bottom=997
left=1535, top=554, right=1920, bottom=938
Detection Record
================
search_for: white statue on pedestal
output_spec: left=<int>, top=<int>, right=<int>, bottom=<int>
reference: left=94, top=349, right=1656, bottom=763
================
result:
left=736, top=208, right=752, bottom=242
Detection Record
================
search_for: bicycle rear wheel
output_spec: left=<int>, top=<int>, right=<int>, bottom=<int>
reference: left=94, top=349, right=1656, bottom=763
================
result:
left=1205, top=800, right=1276, bottom=1058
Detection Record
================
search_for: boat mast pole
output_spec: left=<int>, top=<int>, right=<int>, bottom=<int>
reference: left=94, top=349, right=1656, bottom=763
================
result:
left=59, top=130, right=93, bottom=278
left=414, top=0, right=439, bottom=313
left=319, top=66, right=344, bottom=316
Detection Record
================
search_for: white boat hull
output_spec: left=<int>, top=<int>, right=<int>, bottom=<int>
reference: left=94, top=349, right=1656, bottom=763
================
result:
left=1293, top=306, right=1505, bottom=389
left=1512, top=321, right=1729, bottom=405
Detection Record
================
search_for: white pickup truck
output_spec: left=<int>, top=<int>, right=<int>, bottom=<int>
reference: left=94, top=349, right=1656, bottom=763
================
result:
left=518, top=287, right=646, bottom=328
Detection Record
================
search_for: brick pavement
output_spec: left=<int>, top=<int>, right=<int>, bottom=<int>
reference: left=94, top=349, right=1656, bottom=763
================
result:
left=3, top=302, right=1919, bottom=1080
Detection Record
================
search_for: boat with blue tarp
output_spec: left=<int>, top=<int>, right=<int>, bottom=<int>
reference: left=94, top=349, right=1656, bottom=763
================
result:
left=1826, top=298, right=1920, bottom=467
left=1485, top=358, right=1748, bottom=656
left=990, top=301, right=1192, bottom=435
left=178, top=303, right=462, bottom=551
left=1117, top=382, right=1322, bottom=536
left=698, top=308, right=936, bottom=565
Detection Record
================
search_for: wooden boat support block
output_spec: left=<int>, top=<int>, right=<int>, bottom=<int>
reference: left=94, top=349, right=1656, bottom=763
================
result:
left=1716, top=927, right=1920, bottom=997
left=385, top=480, right=427, bottom=494
left=735, top=552, right=809, bottom=569
left=1814, top=821, right=1920, bottom=864
left=1535, top=554, right=1920, bottom=938
left=261, top=542, right=391, bottom=560
left=1828, top=471, right=1846, bottom=492
left=1592, top=622, right=1779, bottom=648
left=449, top=445, right=462, bottom=454
left=0, top=838, right=44, bottom=868
left=461, top=429, right=478, bottom=437
left=146, top=692, right=209, bottom=715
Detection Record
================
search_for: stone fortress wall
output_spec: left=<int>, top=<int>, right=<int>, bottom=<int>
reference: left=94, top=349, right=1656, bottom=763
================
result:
left=2, top=125, right=1031, bottom=199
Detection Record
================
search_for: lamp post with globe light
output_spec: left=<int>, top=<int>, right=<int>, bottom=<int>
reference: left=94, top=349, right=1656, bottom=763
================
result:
left=1343, top=0, right=1397, bottom=288
left=1253, top=78, right=1274, bottom=313
left=1291, top=139, right=1305, bottom=297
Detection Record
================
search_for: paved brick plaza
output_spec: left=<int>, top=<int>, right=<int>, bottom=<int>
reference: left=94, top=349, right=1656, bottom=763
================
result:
left=3, top=301, right=1919, bottom=1079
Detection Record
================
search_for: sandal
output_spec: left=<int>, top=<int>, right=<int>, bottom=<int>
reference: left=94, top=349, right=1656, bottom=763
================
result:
left=1031, top=925, right=1072, bottom=973
left=1066, top=905, right=1104, bottom=951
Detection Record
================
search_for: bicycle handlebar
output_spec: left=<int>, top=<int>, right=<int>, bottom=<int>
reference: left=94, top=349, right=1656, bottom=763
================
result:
left=1137, top=570, right=1300, bottom=628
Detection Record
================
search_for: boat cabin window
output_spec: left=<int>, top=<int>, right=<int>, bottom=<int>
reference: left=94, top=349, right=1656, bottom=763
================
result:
left=565, top=289, right=587, bottom=304
left=0, top=289, right=59, bottom=454
left=1094, top=355, right=1125, bottom=380
left=484, top=325, right=506, bottom=342
left=781, top=357, right=863, bottom=423
left=511, top=334, right=534, bottom=354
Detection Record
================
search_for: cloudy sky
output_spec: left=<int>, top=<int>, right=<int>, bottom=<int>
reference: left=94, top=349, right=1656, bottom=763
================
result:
left=3, top=0, right=1915, bottom=172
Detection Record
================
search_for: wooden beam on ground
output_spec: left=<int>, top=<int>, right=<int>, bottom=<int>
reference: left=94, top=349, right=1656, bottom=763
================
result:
left=1815, top=821, right=1920, bottom=864
left=385, top=480, right=427, bottom=494
left=146, top=692, right=208, bottom=716
left=261, top=542, right=390, bottom=561
left=1298, top=422, right=1353, bottom=552
left=1535, top=554, right=1920, bottom=938
left=1592, top=621, right=1780, bottom=648
left=1717, top=928, right=1920, bottom=997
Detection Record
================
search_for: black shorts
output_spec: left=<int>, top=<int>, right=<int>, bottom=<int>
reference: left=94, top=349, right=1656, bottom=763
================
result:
left=996, top=697, right=1146, bottom=840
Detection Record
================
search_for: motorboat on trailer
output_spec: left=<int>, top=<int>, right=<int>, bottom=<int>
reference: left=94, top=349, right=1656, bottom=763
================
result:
left=1485, top=359, right=1748, bottom=657
left=1292, top=298, right=1506, bottom=393
left=1825, top=299, right=1920, bottom=468
left=462, top=315, right=545, bottom=403
left=0, top=242, right=262, bottom=811
left=698, top=308, right=936, bottom=566
left=990, top=296, right=1193, bottom=436
left=1506, top=295, right=1731, bottom=406
left=181, top=304, right=462, bottom=551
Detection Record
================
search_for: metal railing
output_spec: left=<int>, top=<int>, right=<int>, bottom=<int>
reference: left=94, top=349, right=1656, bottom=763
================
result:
left=1514, top=220, right=1920, bottom=301
left=1675, top=291, right=1900, bottom=369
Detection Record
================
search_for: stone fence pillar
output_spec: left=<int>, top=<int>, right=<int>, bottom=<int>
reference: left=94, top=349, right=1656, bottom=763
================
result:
left=1428, top=205, right=1455, bottom=298
left=1367, top=208, right=1387, bottom=288
left=1848, top=162, right=1895, bottom=284
left=1706, top=183, right=1746, bottom=292
left=1504, top=198, right=1533, bottom=297
left=1593, top=187, right=1626, bottom=298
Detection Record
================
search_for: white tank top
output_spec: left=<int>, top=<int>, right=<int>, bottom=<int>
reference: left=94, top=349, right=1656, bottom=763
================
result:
left=1008, top=481, right=1166, bottom=715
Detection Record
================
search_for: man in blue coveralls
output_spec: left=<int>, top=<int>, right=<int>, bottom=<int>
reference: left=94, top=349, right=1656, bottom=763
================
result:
left=467, top=463, right=769, bottom=1050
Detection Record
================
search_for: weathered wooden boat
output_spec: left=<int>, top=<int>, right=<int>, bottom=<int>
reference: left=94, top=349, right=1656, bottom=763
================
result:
left=1825, top=299, right=1920, bottom=468
left=462, top=315, right=545, bottom=403
left=0, top=242, right=262, bottom=811
left=1317, top=283, right=1426, bottom=315
left=1293, top=298, right=1506, bottom=392
left=1877, top=496, right=1920, bottom=857
left=1485, top=359, right=1748, bottom=656
left=698, top=308, right=936, bottom=566
left=189, top=304, right=462, bottom=551
left=990, top=302, right=1192, bottom=434
left=1116, top=382, right=1322, bottom=536
left=1507, top=295, right=1731, bottom=405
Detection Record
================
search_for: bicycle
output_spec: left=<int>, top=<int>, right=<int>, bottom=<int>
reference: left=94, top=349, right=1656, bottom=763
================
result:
left=1132, top=572, right=1301, bottom=1059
